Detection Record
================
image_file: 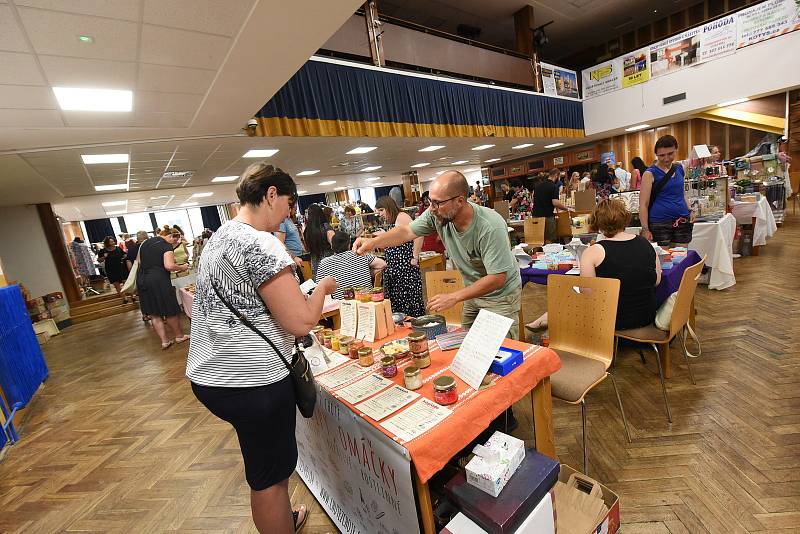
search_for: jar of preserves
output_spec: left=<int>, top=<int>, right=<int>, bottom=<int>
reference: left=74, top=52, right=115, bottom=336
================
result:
left=380, top=355, right=397, bottom=378
left=358, top=346, right=374, bottom=367
left=356, top=288, right=372, bottom=303
left=404, top=366, right=422, bottom=390
left=330, top=335, right=340, bottom=352
left=322, top=334, right=333, bottom=349
left=407, top=331, right=428, bottom=354
left=371, top=286, right=384, bottom=302
left=412, top=349, right=431, bottom=369
left=433, top=375, right=458, bottom=405
left=311, top=325, right=324, bottom=343
left=349, top=339, right=364, bottom=359
left=343, top=286, right=355, bottom=300
left=339, top=335, right=353, bottom=355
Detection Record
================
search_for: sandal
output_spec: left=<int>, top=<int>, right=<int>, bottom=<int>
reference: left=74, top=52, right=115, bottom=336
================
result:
left=161, top=341, right=174, bottom=350
left=525, top=313, right=548, bottom=332
left=293, top=505, right=308, bottom=532
left=175, top=335, right=190, bottom=344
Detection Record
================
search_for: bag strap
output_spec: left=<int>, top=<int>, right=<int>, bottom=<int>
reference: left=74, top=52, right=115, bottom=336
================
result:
left=682, top=323, right=701, bottom=359
left=649, top=164, right=677, bottom=207
left=210, top=281, right=295, bottom=374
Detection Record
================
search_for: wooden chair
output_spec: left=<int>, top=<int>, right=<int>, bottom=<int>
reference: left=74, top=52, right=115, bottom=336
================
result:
left=555, top=211, right=572, bottom=240
left=299, top=260, right=313, bottom=283
left=523, top=217, right=546, bottom=247
left=547, top=275, right=631, bottom=474
left=424, top=270, right=464, bottom=326
left=614, top=256, right=706, bottom=423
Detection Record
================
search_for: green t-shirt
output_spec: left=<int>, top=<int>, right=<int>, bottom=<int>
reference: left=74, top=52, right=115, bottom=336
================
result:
left=410, top=202, right=521, bottom=298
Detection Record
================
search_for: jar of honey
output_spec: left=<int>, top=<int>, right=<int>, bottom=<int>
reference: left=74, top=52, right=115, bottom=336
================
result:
left=339, top=336, right=353, bottom=355
left=348, top=340, right=364, bottom=359
left=356, top=288, right=372, bottom=303
left=380, top=355, right=397, bottom=378
left=404, top=366, right=422, bottom=390
left=407, top=331, right=428, bottom=354
left=412, top=349, right=431, bottom=369
left=358, top=347, right=374, bottom=367
left=371, top=286, right=384, bottom=302
left=330, top=335, right=340, bottom=351
left=433, top=375, right=457, bottom=405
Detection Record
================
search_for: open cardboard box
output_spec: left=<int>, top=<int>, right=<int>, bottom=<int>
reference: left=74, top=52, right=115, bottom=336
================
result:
left=555, top=465, right=619, bottom=534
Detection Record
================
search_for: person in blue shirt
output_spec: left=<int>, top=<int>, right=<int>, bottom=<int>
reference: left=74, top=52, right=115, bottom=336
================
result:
left=274, top=202, right=304, bottom=267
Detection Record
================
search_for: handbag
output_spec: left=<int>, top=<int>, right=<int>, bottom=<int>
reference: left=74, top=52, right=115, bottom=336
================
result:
left=121, top=244, right=142, bottom=294
left=210, top=282, right=317, bottom=418
left=655, top=292, right=701, bottom=357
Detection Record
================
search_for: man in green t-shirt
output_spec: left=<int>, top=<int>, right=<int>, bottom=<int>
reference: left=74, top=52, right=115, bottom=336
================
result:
left=353, top=171, right=522, bottom=339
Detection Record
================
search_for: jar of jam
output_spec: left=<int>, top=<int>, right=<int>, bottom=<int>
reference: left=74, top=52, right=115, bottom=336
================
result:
left=404, top=366, right=422, bottom=390
left=380, top=355, right=397, bottom=378
left=433, top=375, right=458, bottom=405
left=343, top=286, right=355, bottom=300
left=356, top=289, right=372, bottom=303
left=358, top=346, right=374, bottom=367
left=412, top=349, right=431, bottom=369
left=349, top=340, right=364, bottom=359
left=407, top=331, right=428, bottom=354
left=311, top=325, right=324, bottom=343
left=371, top=286, right=384, bottom=302
left=339, top=336, right=353, bottom=355
left=322, top=334, right=333, bottom=349
left=331, top=335, right=340, bottom=352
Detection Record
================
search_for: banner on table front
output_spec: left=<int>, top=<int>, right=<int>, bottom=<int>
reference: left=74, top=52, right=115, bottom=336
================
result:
left=621, top=48, right=649, bottom=88
left=581, top=59, right=620, bottom=99
left=295, top=388, right=420, bottom=534
left=649, top=27, right=702, bottom=78
left=736, top=0, right=800, bottom=48
left=540, top=62, right=580, bottom=99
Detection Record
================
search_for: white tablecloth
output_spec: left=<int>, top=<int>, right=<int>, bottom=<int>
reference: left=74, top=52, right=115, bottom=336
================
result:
left=732, top=198, right=777, bottom=247
left=690, top=213, right=736, bottom=290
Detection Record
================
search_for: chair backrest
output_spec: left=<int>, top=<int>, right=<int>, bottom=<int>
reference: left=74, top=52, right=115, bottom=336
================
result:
left=299, top=260, right=312, bottom=282
left=524, top=217, right=546, bottom=246
left=425, top=270, right=464, bottom=325
left=669, top=256, right=706, bottom=337
left=547, top=275, right=620, bottom=369
left=556, top=212, right=572, bottom=238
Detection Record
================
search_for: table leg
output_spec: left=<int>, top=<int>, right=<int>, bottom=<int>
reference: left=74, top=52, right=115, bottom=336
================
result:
left=413, top=467, right=436, bottom=534
left=530, top=377, right=556, bottom=459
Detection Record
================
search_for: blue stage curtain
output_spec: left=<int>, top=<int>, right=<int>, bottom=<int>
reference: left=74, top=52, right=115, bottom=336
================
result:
left=298, top=194, right=327, bottom=215
left=200, top=206, right=222, bottom=231
left=84, top=218, right=114, bottom=243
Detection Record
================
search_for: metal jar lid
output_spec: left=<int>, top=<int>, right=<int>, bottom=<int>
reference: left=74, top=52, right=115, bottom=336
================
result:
left=433, top=375, right=456, bottom=391
left=380, top=355, right=395, bottom=366
left=357, top=347, right=373, bottom=356
left=407, top=331, right=427, bottom=342
left=404, top=366, right=420, bottom=377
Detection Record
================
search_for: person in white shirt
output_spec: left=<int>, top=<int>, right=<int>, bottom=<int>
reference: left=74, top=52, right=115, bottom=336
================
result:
left=614, top=162, right=632, bottom=191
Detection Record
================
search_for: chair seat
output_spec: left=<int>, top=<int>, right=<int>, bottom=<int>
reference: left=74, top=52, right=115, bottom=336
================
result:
left=615, top=324, right=670, bottom=342
left=550, top=350, right=608, bottom=403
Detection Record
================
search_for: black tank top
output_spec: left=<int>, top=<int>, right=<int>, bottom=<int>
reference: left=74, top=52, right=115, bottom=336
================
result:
left=595, top=236, right=657, bottom=330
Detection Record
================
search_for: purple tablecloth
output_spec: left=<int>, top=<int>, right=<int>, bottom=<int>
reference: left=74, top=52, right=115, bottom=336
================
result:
left=520, top=249, right=702, bottom=307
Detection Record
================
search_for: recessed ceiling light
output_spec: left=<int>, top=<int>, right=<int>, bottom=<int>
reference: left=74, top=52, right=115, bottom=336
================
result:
left=346, top=146, right=378, bottom=155
left=191, top=192, right=213, bottom=198
left=512, top=143, right=534, bottom=149
left=624, top=124, right=651, bottom=132
left=297, top=170, right=320, bottom=176
left=82, top=153, right=129, bottom=164
left=365, top=177, right=381, bottom=182
left=334, top=186, right=347, bottom=190
left=361, top=166, right=382, bottom=172
left=411, top=162, right=430, bottom=168
left=78, top=35, right=94, bottom=43
left=435, top=171, right=445, bottom=175
left=105, top=210, right=126, bottom=215
left=544, top=143, right=564, bottom=149
left=438, top=156, right=452, bottom=160
left=718, top=97, right=749, bottom=107
left=484, top=158, right=501, bottom=163
left=371, top=182, right=384, bottom=186
left=181, top=202, right=199, bottom=207
left=419, top=145, right=445, bottom=152
left=95, top=184, right=128, bottom=191
left=53, top=87, right=132, bottom=112
left=101, top=200, right=127, bottom=207
left=150, top=195, right=171, bottom=199
left=212, top=175, right=238, bottom=182
left=471, top=144, right=495, bottom=151
left=298, top=190, right=308, bottom=194
left=319, top=180, right=336, bottom=186
left=452, top=160, right=469, bottom=165
left=243, top=149, right=279, bottom=158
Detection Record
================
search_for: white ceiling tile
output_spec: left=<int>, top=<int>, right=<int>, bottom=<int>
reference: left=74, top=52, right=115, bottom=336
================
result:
left=61, top=110, right=133, bottom=127
left=18, top=7, right=138, bottom=61
left=0, top=108, right=63, bottom=127
left=0, top=52, right=45, bottom=84
left=137, top=63, right=215, bottom=95
left=143, top=0, right=255, bottom=36
left=139, top=24, right=230, bottom=69
left=0, top=5, right=30, bottom=52
left=0, top=86, right=58, bottom=109
left=39, top=56, right=137, bottom=89
left=15, top=0, right=139, bottom=21
left=135, top=91, right=203, bottom=113
left=133, top=111, right=193, bottom=128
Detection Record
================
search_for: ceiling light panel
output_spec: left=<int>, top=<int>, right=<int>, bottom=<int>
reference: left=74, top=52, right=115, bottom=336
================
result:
left=411, top=162, right=430, bottom=168
left=319, top=180, right=336, bottom=186
left=101, top=200, right=127, bottom=207
left=191, top=192, right=213, bottom=198
left=452, top=160, right=469, bottom=165
left=82, top=153, right=129, bottom=164
left=243, top=149, right=279, bottom=158
left=212, top=176, right=238, bottom=182
left=624, top=124, right=651, bottom=132
left=361, top=166, right=382, bottom=172
left=346, top=146, right=377, bottom=154
left=484, top=158, right=501, bottom=163
left=297, top=170, right=320, bottom=176
left=95, top=184, right=128, bottom=191
left=419, top=145, right=445, bottom=152
left=512, top=143, right=534, bottom=149
left=544, top=143, right=564, bottom=148
left=471, top=144, right=495, bottom=151
left=53, top=87, right=132, bottom=112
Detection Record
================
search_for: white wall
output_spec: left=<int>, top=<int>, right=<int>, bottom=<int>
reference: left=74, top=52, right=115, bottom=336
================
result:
left=583, top=31, right=800, bottom=136
left=0, top=205, right=65, bottom=298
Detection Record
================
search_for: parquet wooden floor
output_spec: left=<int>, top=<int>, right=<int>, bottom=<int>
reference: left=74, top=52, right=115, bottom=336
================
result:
left=1, top=215, right=798, bottom=533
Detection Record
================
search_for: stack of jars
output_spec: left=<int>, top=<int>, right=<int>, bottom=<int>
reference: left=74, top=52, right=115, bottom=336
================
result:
left=407, top=331, right=430, bottom=369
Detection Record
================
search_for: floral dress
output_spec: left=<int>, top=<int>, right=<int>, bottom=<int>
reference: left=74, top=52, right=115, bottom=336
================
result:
left=512, top=188, right=532, bottom=216
left=382, top=223, right=425, bottom=317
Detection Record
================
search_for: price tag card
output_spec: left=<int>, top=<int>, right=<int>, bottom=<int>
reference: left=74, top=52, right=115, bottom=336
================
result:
left=450, top=309, right=513, bottom=390
left=356, top=302, right=376, bottom=342
left=339, top=300, right=358, bottom=338
left=336, top=374, right=394, bottom=404
left=316, top=363, right=372, bottom=390
left=356, top=385, right=419, bottom=421
left=381, top=398, right=452, bottom=442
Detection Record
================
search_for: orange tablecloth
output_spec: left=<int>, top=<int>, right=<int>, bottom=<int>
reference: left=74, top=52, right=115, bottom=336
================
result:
left=320, top=327, right=562, bottom=484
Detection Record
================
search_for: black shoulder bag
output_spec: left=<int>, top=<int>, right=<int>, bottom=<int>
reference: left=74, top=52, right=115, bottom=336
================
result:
left=648, top=164, right=677, bottom=208
left=210, top=282, right=317, bottom=418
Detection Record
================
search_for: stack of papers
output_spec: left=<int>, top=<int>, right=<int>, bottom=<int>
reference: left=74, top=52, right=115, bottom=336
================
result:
left=436, top=330, right=468, bottom=351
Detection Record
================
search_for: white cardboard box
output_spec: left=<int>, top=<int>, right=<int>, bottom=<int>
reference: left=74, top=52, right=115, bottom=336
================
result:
left=465, top=431, right=525, bottom=497
left=442, top=493, right=555, bottom=534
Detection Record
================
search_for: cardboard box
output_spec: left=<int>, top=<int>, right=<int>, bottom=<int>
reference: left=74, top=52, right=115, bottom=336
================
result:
left=43, top=292, right=64, bottom=303
left=30, top=311, right=52, bottom=322
left=33, top=319, right=59, bottom=337
left=554, top=465, right=620, bottom=534
left=465, top=431, right=525, bottom=497
left=45, top=298, right=66, bottom=310
left=36, top=331, right=50, bottom=345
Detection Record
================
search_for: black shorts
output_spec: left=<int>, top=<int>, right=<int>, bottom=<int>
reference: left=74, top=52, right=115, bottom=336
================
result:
left=650, top=219, right=693, bottom=246
left=191, top=377, right=297, bottom=491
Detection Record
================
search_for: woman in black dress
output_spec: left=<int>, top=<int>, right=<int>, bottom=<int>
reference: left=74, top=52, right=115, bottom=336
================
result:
left=98, top=236, right=129, bottom=299
left=137, top=231, right=190, bottom=349
left=303, top=204, right=334, bottom=278
left=375, top=196, right=425, bottom=317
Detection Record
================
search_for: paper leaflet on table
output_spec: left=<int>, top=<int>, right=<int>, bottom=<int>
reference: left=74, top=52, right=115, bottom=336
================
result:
left=450, top=309, right=514, bottom=390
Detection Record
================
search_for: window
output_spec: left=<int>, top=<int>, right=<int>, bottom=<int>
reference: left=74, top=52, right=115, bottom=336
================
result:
left=187, top=208, right=205, bottom=238
left=154, top=210, right=197, bottom=241
left=123, top=212, right=154, bottom=236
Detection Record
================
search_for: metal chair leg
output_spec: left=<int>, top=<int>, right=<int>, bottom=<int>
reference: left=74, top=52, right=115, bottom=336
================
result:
left=650, top=343, right=673, bottom=423
left=608, top=372, right=632, bottom=443
left=611, top=337, right=619, bottom=370
left=581, top=399, right=588, bottom=475
left=680, top=328, right=696, bottom=385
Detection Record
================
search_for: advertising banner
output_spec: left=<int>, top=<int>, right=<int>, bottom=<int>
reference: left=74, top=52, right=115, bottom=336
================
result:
left=698, top=14, right=738, bottom=62
left=649, top=27, right=702, bottom=78
left=736, top=0, right=800, bottom=48
left=581, top=58, right=621, bottom=99
left=540, top=62, right=580, bottom=99
left=295, top=388, right=420, bottom=534
left=621, top=48, right=649, bottom=88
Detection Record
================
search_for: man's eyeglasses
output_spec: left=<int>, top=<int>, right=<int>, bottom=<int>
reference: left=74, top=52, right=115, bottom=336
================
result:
left=430, top=195, right=461, bottom=209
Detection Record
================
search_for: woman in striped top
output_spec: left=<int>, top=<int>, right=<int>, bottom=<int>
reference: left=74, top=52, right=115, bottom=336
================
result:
left=187, top=163, right=337, bottom=533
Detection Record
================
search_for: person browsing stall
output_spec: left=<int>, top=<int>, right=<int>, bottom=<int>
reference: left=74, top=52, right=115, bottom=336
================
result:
left=533, top=168, right=573, bottom=243
left=353, top=171, right=522, bottom=339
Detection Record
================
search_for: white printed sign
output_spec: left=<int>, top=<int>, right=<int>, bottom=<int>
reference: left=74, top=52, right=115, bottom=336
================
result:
left=581, top=58, right=621, bottom=99
left=450, top=309, right=513, bottom=390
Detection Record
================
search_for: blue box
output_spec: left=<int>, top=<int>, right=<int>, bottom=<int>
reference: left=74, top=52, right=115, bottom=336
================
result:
left=490, top=347, right=523, bottom=376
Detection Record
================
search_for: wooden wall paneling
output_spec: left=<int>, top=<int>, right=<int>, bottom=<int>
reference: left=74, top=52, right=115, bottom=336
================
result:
left=654, top=17, right=669, bottom=39
left=612, top=136, right=625, bottom=165
left=625, top=133, right=641, bottom=165
left=729, top=125, right=747, bottom=157
left=788, top=91, right=800, bottom=165
left=670, top=11, right=687, bottom=33
left=688, top=2, right=706, bottom=25
left=673, top=121, right=690, bottom=160
left=622, top=31, right=636, bottom=53
left=641, top=129, right=656, bottom=164
left=36, top=203, right=81, bottom=303
left=709, top=0, right=726, bottom=17
left=728, top=0, right=746, bottom=10
left=691, top=119, right=708, bottom=149
left=637, top=25, right=652, bottom=47
left=709, top=121, right=727, bottom=155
